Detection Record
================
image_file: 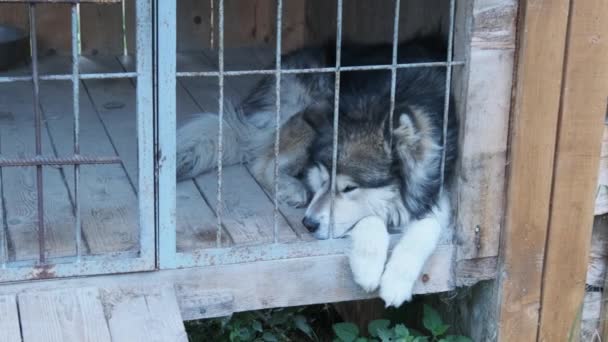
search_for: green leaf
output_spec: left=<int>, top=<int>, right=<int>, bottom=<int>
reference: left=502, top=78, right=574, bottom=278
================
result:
left=294, top=315, right=313, bottom=338
left=443, top=335, right=473, bottom=342
left=252, top=320, right=263, bottom=333
left=433, top=324, right=450, bottom=337
left=239, top=327, right=253, bottom=341
left=422, top=305, right=443, bottom=336
left=412, top=337, right=429, bottom=342
left=394, top=324, right=410, bottom=338
left=377, top=327, right=394, bottom=342
left=355, top=338, right=369, bottom=342
left=262, top=332, right=278, bottom=342
left=368, top=320, right=391, bottom=337
left=333, top=322, right=360, bottom=342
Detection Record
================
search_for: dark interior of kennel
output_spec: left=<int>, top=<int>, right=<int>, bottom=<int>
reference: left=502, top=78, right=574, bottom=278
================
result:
left=0, top=0, right=455, bottom=263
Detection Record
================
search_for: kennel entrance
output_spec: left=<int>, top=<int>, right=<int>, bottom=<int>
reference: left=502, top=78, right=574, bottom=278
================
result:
left=0, top=0, right=514, bottom=306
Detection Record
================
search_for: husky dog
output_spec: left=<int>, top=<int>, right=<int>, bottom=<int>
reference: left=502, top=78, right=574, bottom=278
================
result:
left=176, top=36, right=458, bottom=307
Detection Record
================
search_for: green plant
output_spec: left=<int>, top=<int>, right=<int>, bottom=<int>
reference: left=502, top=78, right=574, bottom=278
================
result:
left=332, top=305, right=472, bottom=342
left=186, top=306, right=327, bottom=342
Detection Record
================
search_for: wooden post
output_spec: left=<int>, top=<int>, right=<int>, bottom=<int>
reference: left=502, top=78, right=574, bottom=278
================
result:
left=495, top=0, right=571, bottom=341
left=497, top=0, right=608, bottom=340
left=537, top=0, right=608, bottom=340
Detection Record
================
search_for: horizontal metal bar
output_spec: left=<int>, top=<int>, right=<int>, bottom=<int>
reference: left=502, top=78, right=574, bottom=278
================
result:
left=0, top=155, right=122, bottom=167
left=176, top=60, right=466, bottom=78
left=2, top=1, right=120, bottom=3
left=0, top=72, right=138, bottom=83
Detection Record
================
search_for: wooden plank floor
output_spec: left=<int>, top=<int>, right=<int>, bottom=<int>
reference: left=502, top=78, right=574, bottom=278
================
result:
left=0, top=49, right=313, bottom=264
left=3, top=287, right=187, bottom=342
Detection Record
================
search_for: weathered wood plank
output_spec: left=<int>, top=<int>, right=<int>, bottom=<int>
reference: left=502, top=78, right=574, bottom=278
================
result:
left=117, top=55, right=232, bottom=250
left=0, top=245, right=455, bottom=321
left=36, top=56, right=138, bottom=255
left=0, top=295, right=21, bottom=342
left=19, top=287, right=111, bottom=342
left=102, top=286, right=188, bottom=342
left=537, top=0, right=608, bottom=339
left=79, top=2, right=124, bottom=56
left=495, top=0, right=571, bottom=340
left=0, top=69, right=76, bottom=261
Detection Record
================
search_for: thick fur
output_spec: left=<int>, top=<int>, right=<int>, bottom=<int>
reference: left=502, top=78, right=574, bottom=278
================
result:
left=176, top=36, right=458, bottom=307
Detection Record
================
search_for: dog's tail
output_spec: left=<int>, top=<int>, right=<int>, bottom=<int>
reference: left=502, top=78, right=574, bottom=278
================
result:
left=176, top=101, right=263, bottom=181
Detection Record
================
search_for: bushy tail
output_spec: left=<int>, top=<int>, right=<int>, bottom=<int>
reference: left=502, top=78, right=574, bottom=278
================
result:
left=176, top=102, right=262, bottom=181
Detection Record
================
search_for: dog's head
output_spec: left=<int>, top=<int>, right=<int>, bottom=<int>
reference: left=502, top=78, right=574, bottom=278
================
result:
left=300, top=108, right=408, bottom=239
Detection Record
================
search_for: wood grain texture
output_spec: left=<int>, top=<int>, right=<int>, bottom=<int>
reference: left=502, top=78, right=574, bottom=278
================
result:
left=79, top=2, right=123, bottom=55
left=0, top=247, right=454, bottom=321
left=495, top=0, right=571, bottom=341
left=37, top=56, right=138, bottom=256
left=0, top=295, right=21, bottom=342
left=537, top=0, right=608, bottom=339
left=18, top=287, right=111, bottom=342
left=102, top=286, right=188, bottom=342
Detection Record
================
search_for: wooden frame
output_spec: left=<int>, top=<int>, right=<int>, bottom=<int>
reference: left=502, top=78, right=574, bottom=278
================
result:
left=495, top=0, right=608, bottom=340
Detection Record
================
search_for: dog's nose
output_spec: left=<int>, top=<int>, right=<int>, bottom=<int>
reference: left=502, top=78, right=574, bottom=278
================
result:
left=302, top=217, right=320, bottom=233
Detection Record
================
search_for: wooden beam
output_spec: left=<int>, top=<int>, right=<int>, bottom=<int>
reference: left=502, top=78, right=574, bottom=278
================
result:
left=537, top=0, right=608, bottom=339
left=495, top=0, right=571, bottom=341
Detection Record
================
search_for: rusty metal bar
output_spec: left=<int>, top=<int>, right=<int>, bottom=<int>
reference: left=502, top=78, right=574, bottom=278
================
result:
left=0, top=155, right=122, bottom=167
left=328, top=0, right=343, bottom=240
left=71, top=3, right=83, bottom=260
left=439, top=0, right=456, bottom=193
left=273, top=0, right=283, bottom=244
left=0, top=72, right=138, bottom=83
left=28, top=4, right=46, bottom=264
left=216, top=0, right=225, bottom=248
left=388, top=0, right=401, bottom=146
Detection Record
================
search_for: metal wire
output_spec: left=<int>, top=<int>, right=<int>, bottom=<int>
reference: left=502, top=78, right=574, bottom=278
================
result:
left=0, top=72, right=138, bottom=83
left=175, top=61, right=464, bottom=78
left=71, top=4, right=82, bottom=261
left=329, top=0, right=343, bottom=240
left=216, top=0, right=225, bottom=248
left=440, top=0, right=456, bottom=194
left=388, top=0, right=401, bottom=147
left=28, top=4, right=46, bottom=265
left=273, top=0, right=283, bottom=244
left=0, top=156, right=122, bottom=167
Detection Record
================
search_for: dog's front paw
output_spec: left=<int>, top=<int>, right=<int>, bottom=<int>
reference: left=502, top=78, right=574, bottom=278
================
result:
left=379, top=262, right=418, bottom=308
left=277, top=177, right=309, bottom=208
left=348, top=216, right=389, bottom=293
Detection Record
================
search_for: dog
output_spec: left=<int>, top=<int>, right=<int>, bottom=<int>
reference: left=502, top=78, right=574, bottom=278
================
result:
left=175, top=36, right=458, bottom=307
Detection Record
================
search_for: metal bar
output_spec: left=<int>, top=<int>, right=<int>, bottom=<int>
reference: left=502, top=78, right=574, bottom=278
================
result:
left=28, top=4, right=46, bottom=264
left=216, top=0, right=225, bottom=248
left=273, top=0, right=283, bottom=244
left=440, top=0, right=456, bottom=194
left=174, top=61, right=466, bottom=78
left=0, top=72, right=138, bottom=83
left=71, top=3, right=82, bottom=260
left=329, top=0, right=343, bottom=240
left=135, top=0, right=155, bottom=263
left=388, top=0, right=401, bottom=146
left=0, top=156, right=122, bottom=167
left=157, top=0, right=177, bottom=268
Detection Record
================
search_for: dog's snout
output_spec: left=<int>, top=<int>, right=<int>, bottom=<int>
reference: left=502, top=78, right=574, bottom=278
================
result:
left=302, top=217, right=320, bottom=233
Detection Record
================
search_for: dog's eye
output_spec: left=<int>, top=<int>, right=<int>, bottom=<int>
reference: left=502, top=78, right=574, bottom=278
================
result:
left=342, top=185, right=358, bottom=193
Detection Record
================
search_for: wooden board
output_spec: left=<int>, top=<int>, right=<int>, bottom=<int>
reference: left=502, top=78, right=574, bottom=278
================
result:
left=102, top=286, right=187, bottom=342
left=79, top=2, right=124, bottom=56
left=0, top=295, right=21, bottom=342
left=35, top=56, right=138, bottom=255
left=0, top=70, right=76, bottom=261
left=116, top=55, right=232, bottom=250
left=0, top=246, right=454, bottom=321
left=536, top=0, right=608, bottom=339
left=18, top=287, right=112, bottom=342
left=495, top=0, right=571, bottom=341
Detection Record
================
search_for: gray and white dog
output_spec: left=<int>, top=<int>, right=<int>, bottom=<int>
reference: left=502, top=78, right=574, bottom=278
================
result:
left=176, top=36, right=458, bottom=307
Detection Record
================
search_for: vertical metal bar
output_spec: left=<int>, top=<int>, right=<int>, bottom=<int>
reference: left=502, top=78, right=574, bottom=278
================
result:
left=329, top=0, right=343, bottom=239
left=273, top=0, right=283, bottom=244
left=216, top=0, right=225, bottom=248
left=122, top=0, right=128, bottom=56
left=135, top=0, right=155, bottom=262
left=388, top=0, right=401, bottom=146
left=29, top=4, right=45, bottom=264
left=157, top=0, right=177, bottom=268
left=439, top=0, right=455, bottom=194
left=71, top=4, right=82, bottom=261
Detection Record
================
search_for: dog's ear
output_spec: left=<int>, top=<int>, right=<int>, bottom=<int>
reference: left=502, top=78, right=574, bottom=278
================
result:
left=302, top=107, right=332, bottom=134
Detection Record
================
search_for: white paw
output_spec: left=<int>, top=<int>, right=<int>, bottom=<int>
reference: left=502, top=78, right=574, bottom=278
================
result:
left=349, top=250, right=386, bottom=292
left=379, top=262, right=419, bottom=308
left=277, top=177, right=309, bottom=208
left=348, top=216, right=389, bottom=293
